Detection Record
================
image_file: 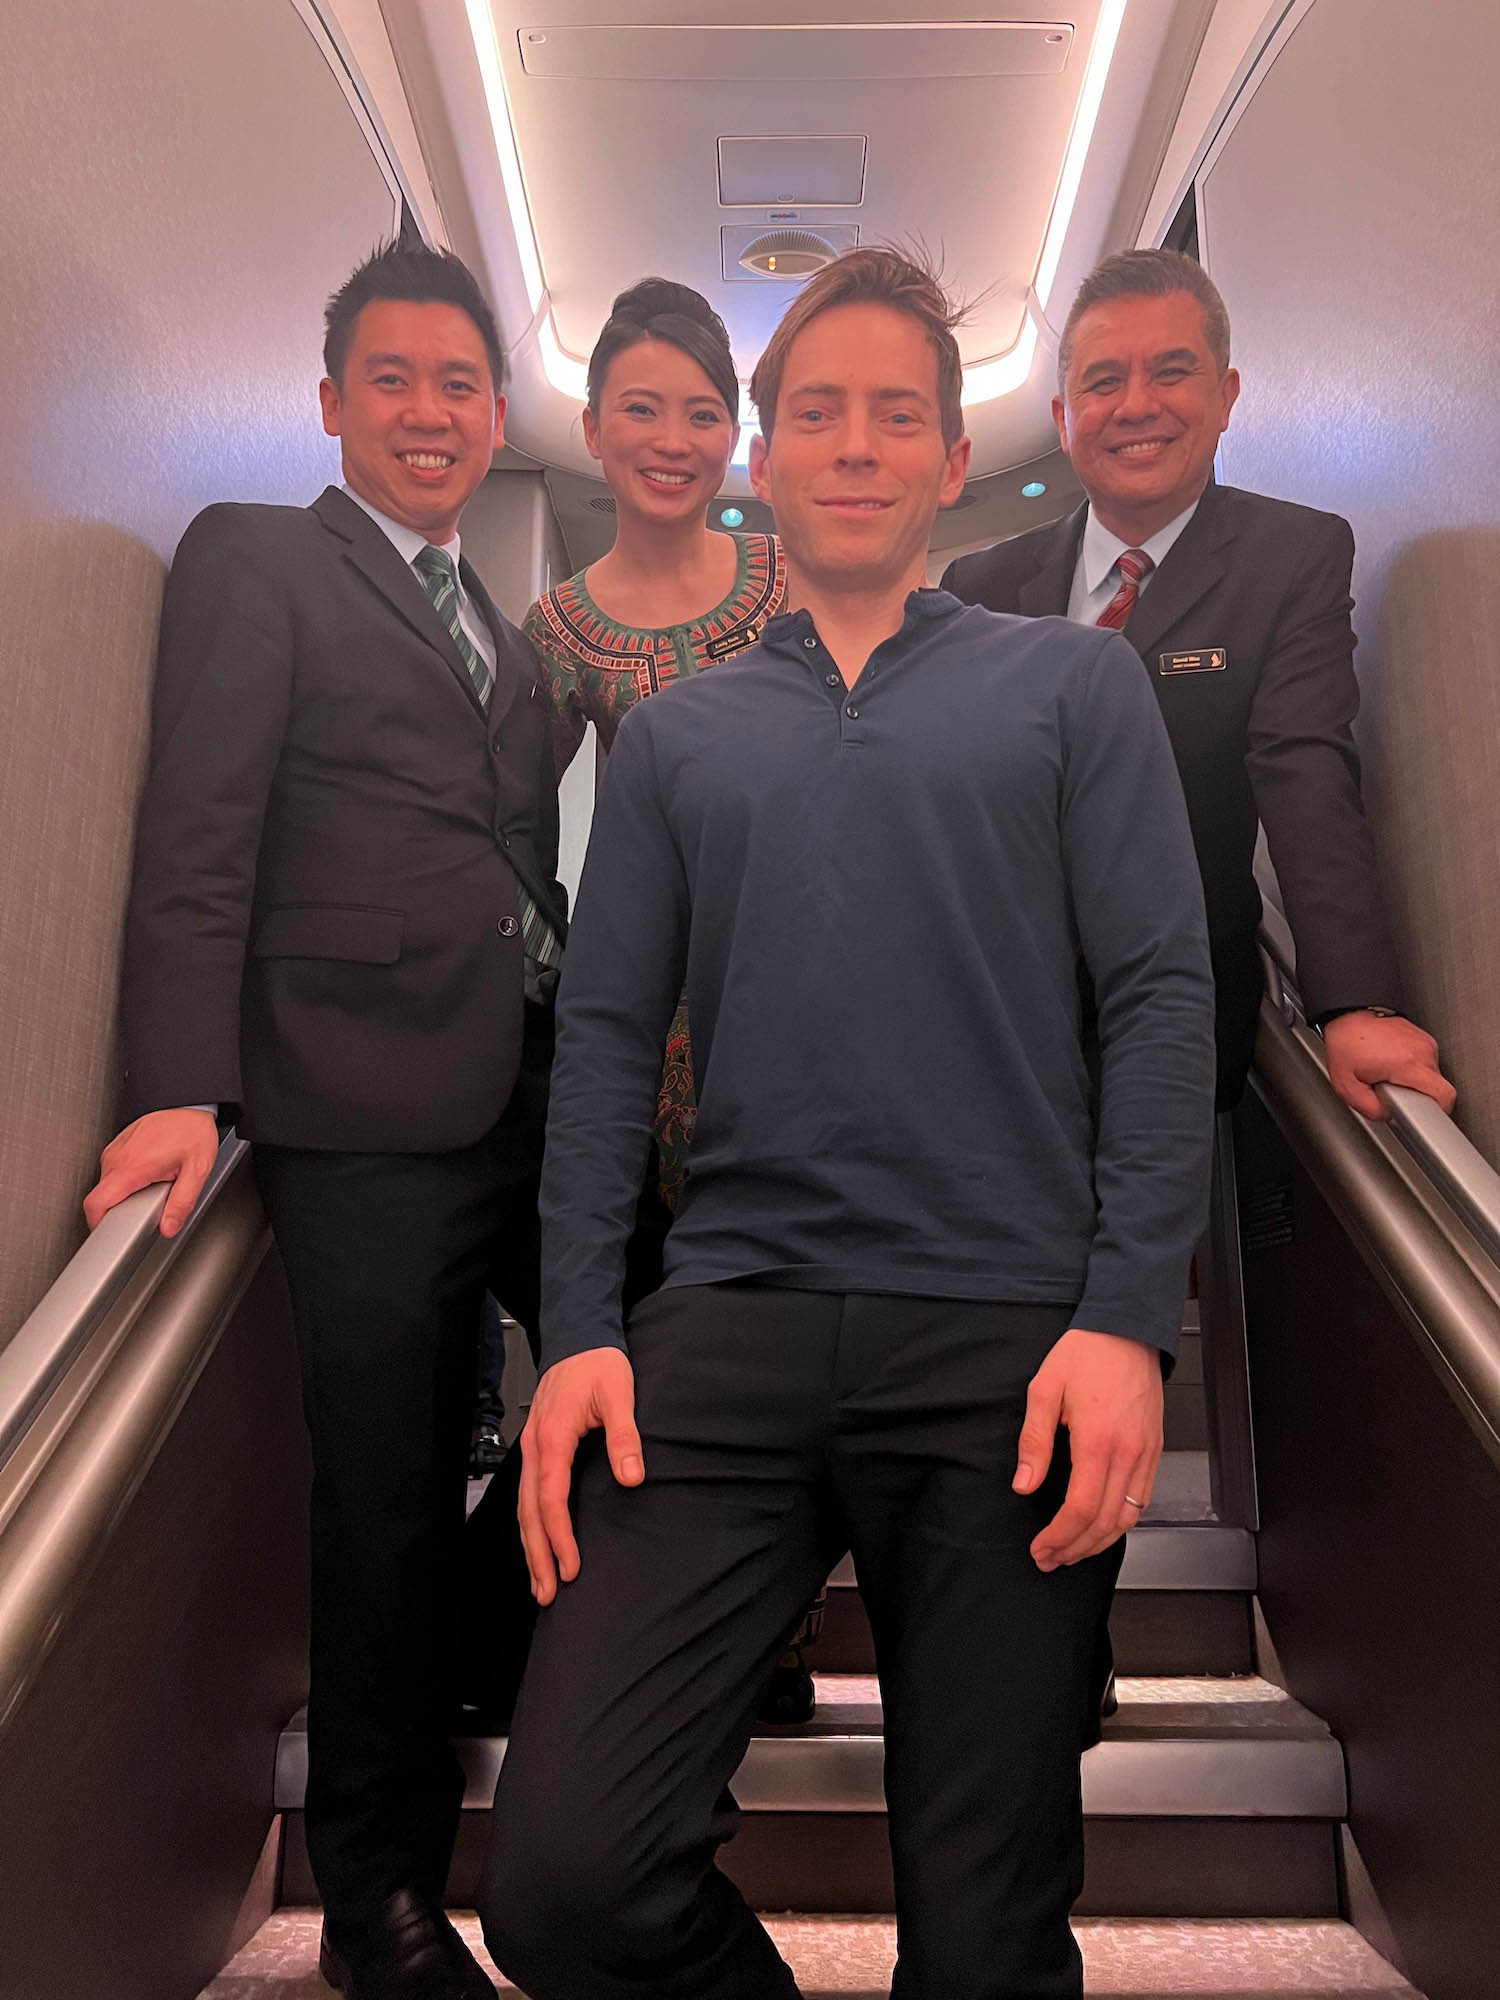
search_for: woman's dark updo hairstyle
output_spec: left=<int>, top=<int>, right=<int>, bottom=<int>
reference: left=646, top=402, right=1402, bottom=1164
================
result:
left=586, top=278, right=739, bottom=423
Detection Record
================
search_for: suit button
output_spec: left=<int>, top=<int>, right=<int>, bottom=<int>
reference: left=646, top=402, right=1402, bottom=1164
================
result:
left=492, top=737, right=503, bottom=753
left=497, top=917, right=519, bottom=938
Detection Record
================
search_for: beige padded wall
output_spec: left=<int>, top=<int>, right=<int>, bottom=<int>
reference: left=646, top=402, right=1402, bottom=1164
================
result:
left=1372, top=532, right=1500, bottom=1166
left=0, top=0, right=395, bottom=1338
left=0, top=527, right=162, bottom=1339
left=1199, top=0, right=1500, bottom=1159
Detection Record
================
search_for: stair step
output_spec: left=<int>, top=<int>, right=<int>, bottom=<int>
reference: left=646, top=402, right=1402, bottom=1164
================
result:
left=826, top=1520, right=1257, bottom=1595
left=821, top=1467, right=1258, bottom=1676
left=274, top=1677, right=1344, bottom=1822
left=199, top=1910, right=1421, bottom=1997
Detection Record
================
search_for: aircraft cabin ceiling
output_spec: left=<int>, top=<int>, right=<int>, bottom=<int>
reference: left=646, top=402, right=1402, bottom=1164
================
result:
left=387, top=1, right=1215, bottom=498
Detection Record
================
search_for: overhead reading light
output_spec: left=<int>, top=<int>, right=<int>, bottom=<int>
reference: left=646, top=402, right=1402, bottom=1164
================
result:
left=737, top=230, right=839, bottom=278
left=466, top=0, right=1127, bottom=415
left=1021, top=481, right=1048, bottom=498
left=719, top=505, right=745, bottom=528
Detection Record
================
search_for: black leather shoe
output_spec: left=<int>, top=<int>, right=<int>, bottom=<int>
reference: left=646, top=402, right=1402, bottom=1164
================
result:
left=758, top=1644, right=817, bottom=1725
left=468, top=1397, right=507, bottom=1477
left=320, top=1889, right=494, bottom=1999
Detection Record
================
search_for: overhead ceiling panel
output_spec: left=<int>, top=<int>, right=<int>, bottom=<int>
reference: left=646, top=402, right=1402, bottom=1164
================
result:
left=515, top=21, right=1074, bottom=81
left=718, top=135, right=866, bottom=207
left=384, top=0, right=1217, bottom=486
left=495, top=2, right=1102, bottom=371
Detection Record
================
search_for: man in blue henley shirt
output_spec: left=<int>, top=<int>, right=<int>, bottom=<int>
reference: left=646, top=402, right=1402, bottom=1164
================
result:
left=482, top=249, right=1217, bottom=2000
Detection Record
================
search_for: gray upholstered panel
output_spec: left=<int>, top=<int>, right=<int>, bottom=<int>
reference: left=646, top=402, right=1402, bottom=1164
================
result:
left=0, top=525, right=161, bottom=1337
left=1369, top=531, right=1500, bottom=1167
left=0, top=0, right=395, bottom=1341
left=1199, top=0, right=1500, bottom=1160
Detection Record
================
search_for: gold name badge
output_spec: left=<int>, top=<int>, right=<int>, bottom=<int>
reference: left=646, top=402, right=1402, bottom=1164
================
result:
left=1159, top=647, right=1228, bottom=675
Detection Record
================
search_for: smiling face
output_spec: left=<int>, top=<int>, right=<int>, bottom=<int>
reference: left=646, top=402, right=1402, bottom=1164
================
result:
left=318, top=298, right=505, bottom=543
left=1052, top=290, right=1240, bottom=544
left=749, top=301, right=969, bottom=596
left=582, top=337, right=738, bottom=527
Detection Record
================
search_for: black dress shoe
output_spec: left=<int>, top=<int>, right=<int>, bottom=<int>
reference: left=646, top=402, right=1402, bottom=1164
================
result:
left=320, top=1888, right=495, bottom=1999
left=758, top=1644, right=817, bottom=1725
left=468, top=1398, right=507, bottom=1477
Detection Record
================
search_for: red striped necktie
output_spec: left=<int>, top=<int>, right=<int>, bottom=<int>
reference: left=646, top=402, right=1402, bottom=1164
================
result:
left=1096, top=547, right=1153, bottom=629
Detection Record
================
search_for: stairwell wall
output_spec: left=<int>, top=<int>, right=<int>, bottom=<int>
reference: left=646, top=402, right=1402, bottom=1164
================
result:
left=0, top=0, right=396, bottom=1341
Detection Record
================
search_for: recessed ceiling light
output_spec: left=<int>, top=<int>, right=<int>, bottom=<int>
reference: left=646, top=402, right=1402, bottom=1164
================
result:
left=738, top=230, right=839, bottom=279
left=1021, top=481, right=1047, bottom=499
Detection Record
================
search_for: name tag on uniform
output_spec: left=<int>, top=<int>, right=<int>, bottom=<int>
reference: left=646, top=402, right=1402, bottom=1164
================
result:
left=703, top=622, right=763, bottom=662
left=1159, top=647, right=1228, bottom=675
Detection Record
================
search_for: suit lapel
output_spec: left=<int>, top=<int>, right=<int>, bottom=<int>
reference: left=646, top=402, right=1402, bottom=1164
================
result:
left=1017, top=504, right=1085, bottom=618
left=463, top=560, right=536, bottom=733
left=312, top=486, right=488, bottom=720
left=1124, top=483, right=1234, bottom=661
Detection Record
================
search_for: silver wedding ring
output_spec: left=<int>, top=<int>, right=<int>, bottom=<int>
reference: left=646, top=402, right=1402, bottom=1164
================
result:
left=1123, top=1494, right=1145, bottom=1510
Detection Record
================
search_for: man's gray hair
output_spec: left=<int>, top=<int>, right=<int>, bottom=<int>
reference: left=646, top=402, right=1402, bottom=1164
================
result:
left=1056, top=248, right=1232, bottom=390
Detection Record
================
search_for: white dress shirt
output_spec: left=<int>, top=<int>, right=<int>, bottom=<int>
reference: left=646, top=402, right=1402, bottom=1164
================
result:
left=342, top=482, right=497, bottom=675
left=1065, top=497, right=1203, bottom=625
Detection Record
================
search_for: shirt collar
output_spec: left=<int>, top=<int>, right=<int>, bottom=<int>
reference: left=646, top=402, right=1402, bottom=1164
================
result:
left=1079, top=494, right=1203, bottom=597
left=341, top=481, right=463, bottom=574
left=764, top=586, right=957, bottom=652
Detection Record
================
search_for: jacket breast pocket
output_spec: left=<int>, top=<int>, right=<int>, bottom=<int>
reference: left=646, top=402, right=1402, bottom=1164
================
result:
left=250, top=903, right=404, bottom=964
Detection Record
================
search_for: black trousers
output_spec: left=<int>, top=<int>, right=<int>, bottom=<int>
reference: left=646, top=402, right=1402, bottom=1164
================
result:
left=253, top=1005, right=556, bottom=1927
left=482, top=1284, right=1122, bottom=2000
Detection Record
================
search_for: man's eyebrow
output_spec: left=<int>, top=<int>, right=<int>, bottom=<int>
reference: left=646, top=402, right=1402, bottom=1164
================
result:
left=1080, top=347, right=1202, bottom=378
left=784, top=382, right=934, bottom=405
left=361, top=351, right=483, bottom=376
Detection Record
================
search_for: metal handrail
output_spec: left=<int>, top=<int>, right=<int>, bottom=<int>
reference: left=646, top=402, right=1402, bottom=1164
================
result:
left=1252, top=946, right=1500, bottom=1473
left=0, top=1139, right=270, bottom=1733
left=1256, top=909, right=1500, bottom=1269
left=0, top=1137, right=243, bottom=1477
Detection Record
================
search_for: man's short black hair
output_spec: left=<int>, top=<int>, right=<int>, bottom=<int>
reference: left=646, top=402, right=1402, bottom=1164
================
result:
left=323, top=242, right=506, bottom=389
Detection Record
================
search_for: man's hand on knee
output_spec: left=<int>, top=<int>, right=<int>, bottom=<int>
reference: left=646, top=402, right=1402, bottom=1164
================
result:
left=1013, top=1327, right=1164, bottom=1572
left=518, top=1347, right=643, bottom=1605
left=83, top=1107, right=219, bottom=1237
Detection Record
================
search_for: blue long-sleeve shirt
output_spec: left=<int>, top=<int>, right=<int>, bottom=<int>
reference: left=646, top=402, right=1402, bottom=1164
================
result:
left=540, top=590, right=1216, bottom=1366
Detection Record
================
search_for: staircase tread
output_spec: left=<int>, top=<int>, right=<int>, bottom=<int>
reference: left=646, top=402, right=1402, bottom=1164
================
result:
left=199, top=1912, right=1421, bottom=1998
left=751, top=1675, right=1331, bottom=1742
left=279, top=1674, right=1328, bottom=1752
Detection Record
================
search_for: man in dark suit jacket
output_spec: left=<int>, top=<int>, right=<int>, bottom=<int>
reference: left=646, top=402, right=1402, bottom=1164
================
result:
left=943, top=248, right=1452, bottom=1115
left=84, top=245, right=561, bottom=2000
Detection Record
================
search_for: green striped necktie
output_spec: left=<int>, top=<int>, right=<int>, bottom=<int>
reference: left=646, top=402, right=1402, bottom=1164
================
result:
left=412, top=545, right=563, bottom=972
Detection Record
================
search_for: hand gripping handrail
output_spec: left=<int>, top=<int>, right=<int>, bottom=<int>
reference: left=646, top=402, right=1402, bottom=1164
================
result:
left=0, top=1137, right=243, bottom=1476
left=1253, top=913, right=1500, bottom=1470
left=1256, top=905, right=1500, bottom=1268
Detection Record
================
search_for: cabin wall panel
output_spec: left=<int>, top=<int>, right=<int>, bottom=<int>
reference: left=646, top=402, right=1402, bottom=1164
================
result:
left=0, top=0, right=394, bottom=1340
left=1198, top=0, right=1500, bottom=1162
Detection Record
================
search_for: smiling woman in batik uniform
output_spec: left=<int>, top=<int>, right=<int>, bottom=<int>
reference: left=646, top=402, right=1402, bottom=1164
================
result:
left=524, top=281, right=816, bottom=1721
